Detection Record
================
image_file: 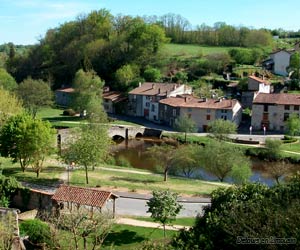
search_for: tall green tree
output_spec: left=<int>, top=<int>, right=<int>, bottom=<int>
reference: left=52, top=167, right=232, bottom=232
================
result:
left=61, top=124, right=111, bottom=184
left=147, top=190, right=182, bottom=237
left=143, top=66, right=162, bottom=82
left=0, top=114, right=56, bottom=175
left=286, top=113, right=300, bottom=136
left=208, top=119, right=237, bottom=141
left=174, top=114, right=197, bottom=143
left=289, top=52, right=300, bottom=80
left=146, top=144, right=176, bottom=182
left=72, top=69, right=107, bottom=123
left=0, top=68, right=17, bottom=91
left=201, top=140, right=251, bottom=182
left=0, top=89, right=23, bottom=127
left=16, top=77, right=53, bottom=118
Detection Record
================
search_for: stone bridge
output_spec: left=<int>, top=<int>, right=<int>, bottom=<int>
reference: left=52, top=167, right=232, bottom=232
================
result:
left=108, top=125, right=162, bottom=140
left=57, top=126, right=162, bottom=148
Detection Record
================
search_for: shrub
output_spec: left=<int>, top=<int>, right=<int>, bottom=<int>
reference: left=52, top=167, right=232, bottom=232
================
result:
left=63, top=108, right=76, bottom=116
left=116, top=156, right=132, bottom=168
left=20, top=219, right=53, bottom=247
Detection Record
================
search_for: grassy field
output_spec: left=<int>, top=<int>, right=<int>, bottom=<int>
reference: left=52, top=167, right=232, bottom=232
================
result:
left=162, top=43, right=251, bottom=58
left=56, top=224, right=175, bottom=250
left=0, top=157, right=64, bottom=186
left=70, top=166, right=229, bottom=196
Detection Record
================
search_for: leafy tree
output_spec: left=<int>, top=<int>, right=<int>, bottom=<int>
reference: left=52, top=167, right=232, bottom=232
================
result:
left=143, top=66, right=162, bottom=82
left=0, top=114, right=56, bottom=174
left=201, top=140, right=251, bottom=182
left=171, top=144, right=202, bottom=178
left=0, top=68, right=17, bottom=91
left=174, top=114, right=197, bottom=143
left=286, top=113, right=300, bottom=136
left=147, top=190, right=182, bottom=237
left=289, top=51, right=300, bottom=79
left=115, top=64, right=139, bottom=90
left=146, top=144, right=176, bottom=181
left=173, top=176, right=300, bottom=249
left=72, top=69, right=107, bottom=123
left=208, top=119, right=237, bottom=140
left=174, top=71, right=188, bottom=84
left=0, top=88, right=23, bottom=127
left=264, top=138, right=282, bottom=161
left=61, top=124, right=111, bottom=184
left=16, top=77, right=53, bottom=118
left=48, top=207, right=114, bottom=250
left=0, top=175, right=22, bottom=207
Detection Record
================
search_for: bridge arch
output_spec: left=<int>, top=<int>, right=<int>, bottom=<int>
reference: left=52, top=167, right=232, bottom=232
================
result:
left=135, top=132, right=143, bottom=138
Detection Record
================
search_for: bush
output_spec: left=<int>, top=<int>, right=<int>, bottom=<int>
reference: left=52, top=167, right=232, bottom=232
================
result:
left=63, top=108, right=76, bottom=116
left=20, top=219, right=53, bottom=247
left=116, top=156, right=132, bottom=168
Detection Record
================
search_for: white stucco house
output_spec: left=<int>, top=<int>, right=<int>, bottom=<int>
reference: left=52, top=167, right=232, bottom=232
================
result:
left=159, top=95, right=242, bottom=132
left=128, top=82, right=192, bottom=123
left=251, top=93, right=300, bottom=131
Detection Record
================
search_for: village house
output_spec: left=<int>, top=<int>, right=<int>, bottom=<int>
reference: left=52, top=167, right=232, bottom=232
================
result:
left=251, top=93, right=300, bottom=131
left=159, top=95, right=242, bottom=132
left=241, top=75, right=272, bottom=109
left=262, top=43, right=300, bottom=76
left=55, top=87, right=75, bottom=107
left=127, top=82, right=192, bottom=122
left=103, top=89, right=127, bottom=114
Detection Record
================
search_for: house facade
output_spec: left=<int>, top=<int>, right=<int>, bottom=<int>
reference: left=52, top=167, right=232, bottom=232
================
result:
left=159, top=95, right=242, bottom=132
left=55, top=87, right=74, bottom=107
left=128, top=82, right=192, bottom=122
left=241, top=75, right=271, bottom=108
left=251, top=93, right=300, bottom=131
left=103, top=91, right=127, bottom=114
left=270, top=50, right=292, bottom=76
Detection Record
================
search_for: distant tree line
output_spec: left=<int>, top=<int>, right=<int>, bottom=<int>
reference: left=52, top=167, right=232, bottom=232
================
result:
left=143, top=14, right=273, bottom=47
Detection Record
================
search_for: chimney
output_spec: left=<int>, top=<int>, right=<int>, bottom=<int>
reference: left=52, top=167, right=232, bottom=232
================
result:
left=158, top=88, right=160, bottom=94
left=185, top=96, right=187, bottom=102
left=139, top=82, right=142, bottom=87
left=203, top=97, right=207, bottom=102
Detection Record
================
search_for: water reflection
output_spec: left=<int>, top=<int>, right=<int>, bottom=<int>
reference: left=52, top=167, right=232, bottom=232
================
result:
left=112, top=138, right=299, bottom=186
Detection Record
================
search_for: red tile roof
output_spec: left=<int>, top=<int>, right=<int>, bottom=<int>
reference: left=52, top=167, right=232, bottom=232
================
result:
left=129, top=82, right=183, bottom=96
left=51, top=185, right=118, bottom=208
left=253, top=93, right=300, bottom=105
left=159, top=95, right=240, bottom=110
left=103, top=91, right=127, bottom=103
left=248, top=75, right=270, bottom=85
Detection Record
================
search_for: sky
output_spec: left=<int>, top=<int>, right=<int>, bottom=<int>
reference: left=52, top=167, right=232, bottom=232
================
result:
left=1, top=0, right=300, bottom=45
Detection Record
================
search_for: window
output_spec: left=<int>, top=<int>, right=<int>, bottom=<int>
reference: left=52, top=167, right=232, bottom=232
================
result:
left=284, top=113, right=289, bottom=121
left=151, top=104, right=155, bottom=112
left=264, top=105, right=268, bottom=112
left=146, top=102, right=150, bottom=107
left=164, top=105, right=167, bottom=111
left=295, top=105, right=299, bottom=111
left=173, top=109, right=177, bottom=117
left=206, top=114, right=211, bottom=120
left=285, top=105, right=290, bottom=110
left=133, top=95, right=136, bottom=100
left=222, top=109, right=227, bottom=113
left=146, top=96, right=150, bottom=100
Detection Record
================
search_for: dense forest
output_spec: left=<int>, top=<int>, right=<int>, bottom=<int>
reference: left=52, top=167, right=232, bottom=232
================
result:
left=0, top=9, right=297, bottom=90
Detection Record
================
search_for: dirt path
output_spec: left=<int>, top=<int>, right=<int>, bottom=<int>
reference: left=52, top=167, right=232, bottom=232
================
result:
left=116, top=218, right=189, bottom=231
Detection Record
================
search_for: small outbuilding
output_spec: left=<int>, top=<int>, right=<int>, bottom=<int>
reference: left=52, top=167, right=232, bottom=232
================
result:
left=51, top=185, right=119, bottom=217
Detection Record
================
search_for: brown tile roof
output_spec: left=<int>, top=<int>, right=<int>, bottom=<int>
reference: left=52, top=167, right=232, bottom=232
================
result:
left=51, top=185, right=118, bottom=208
left=129, top=82, right=182, bottom=96
left=253, top=93, right=300, bottom=105
left=103, top=91, right=127, bottom=103
left=248, top=75, right=270, bottom=85
left=56, top=88, right=75, bottom=93
left=159, top=95, right=240, bottom=110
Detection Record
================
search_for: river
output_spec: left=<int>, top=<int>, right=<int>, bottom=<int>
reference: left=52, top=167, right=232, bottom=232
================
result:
left=112, top=138, right=298, bottom=186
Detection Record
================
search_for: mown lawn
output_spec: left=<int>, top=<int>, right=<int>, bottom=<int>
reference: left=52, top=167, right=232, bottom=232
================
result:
left=70, top=166, right=229, bottom=196
left=56, top=224, right=175, bottom=250
left=163, top=43, right=251, bottom=58
left=0, top=156, right=63, bottom=186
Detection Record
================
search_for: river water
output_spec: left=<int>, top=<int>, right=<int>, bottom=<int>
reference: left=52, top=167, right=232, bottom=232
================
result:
left=112, top=138, right=298, bottom=186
